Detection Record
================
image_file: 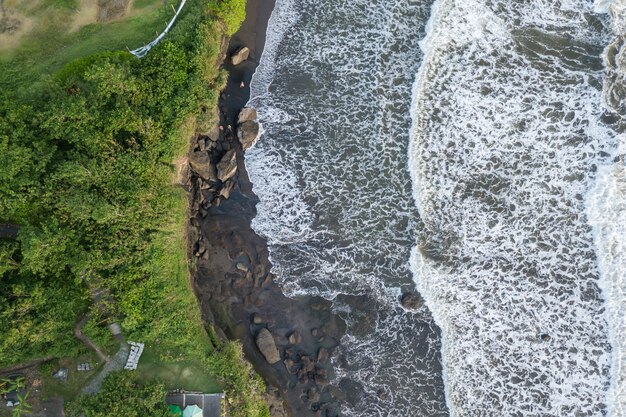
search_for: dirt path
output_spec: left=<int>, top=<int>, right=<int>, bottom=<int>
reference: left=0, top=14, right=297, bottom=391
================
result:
left=74, top=314, right=110, bottom=363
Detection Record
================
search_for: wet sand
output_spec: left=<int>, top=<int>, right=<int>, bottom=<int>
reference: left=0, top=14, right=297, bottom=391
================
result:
left=188, top=1, right=346, bottom=416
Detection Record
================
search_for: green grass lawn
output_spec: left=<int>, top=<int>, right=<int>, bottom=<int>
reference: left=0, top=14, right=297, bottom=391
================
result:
left=40, top=354, right=105, bottom=401
left=0, top=0, right=176, bottom=94
left=135, top=347, right=221, bottom=393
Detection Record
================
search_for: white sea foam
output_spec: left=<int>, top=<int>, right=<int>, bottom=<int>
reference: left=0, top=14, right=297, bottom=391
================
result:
left=586, top=157, right=626, bottom=417
left=409, top=0, right=620, bottom=415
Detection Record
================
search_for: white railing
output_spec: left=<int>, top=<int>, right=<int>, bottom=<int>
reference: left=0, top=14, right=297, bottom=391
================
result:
left=130, top=0, right=187, bottom=58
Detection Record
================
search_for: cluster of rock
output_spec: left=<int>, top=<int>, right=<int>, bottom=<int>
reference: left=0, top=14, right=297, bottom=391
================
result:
left=182, top=107, right=260, bottom=260
left=253, top=315, right=343, bottom=416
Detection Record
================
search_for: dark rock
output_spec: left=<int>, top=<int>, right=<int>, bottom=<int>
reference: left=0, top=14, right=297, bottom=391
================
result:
left=284, top=358, right=297, bottom=374
left=400, top=292, right=422, bottom=311
left=216, top=150, right=237, bottom=181
left=238, top=107, right=257, bottom=124
left=311, top=328, right=320, bottom=337
left=540, top=334, right=551, bottom=342
left=231, top=46, right=250, bottom=66
left=256, top=328, right=281, bottom=364
left=189, top=151, right=217, bottom=181
left=288, top=331, right=302, bottom=345
left=237, top=120, right=260, bottom=151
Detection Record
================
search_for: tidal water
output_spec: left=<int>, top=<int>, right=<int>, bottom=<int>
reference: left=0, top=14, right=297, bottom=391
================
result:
left=247, top=0, right=626, bottom=415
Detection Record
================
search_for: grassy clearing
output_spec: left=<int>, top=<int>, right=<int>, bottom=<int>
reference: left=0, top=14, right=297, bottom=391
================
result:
left=135, top=348, right=221, bottom=393
left=0, top=0, right=177, bottom=93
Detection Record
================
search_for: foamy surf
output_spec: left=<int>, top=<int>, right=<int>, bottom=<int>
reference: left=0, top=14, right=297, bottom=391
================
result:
left=409, top=0, right=621, bottom=415
left=586, top=159, right=626, bottom=417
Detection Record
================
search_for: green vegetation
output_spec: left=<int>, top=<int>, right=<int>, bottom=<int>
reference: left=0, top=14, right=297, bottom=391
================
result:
left=40, top=356, right=104, bottom=400
left=67, top=372, right=169, bottom=417
left=0, top=0, right=267, bottom=415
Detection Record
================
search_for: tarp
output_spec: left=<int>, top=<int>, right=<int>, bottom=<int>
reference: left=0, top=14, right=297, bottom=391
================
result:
left=169, top=404, right=182, bottom=417
left=183, top=405, right=203, bottom=417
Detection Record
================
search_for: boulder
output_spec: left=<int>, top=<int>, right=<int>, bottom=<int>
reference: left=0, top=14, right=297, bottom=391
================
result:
left=216, top=150, right=237, bottom=182
left=256, top=329, right=280, bottom=364
left=237, top=120, right=260, bottom=151
left=288, top=331, right=302, bottom=345
left=317, top=347, right=329, bottom=362
left=400, top=292, right=422, bottom=311
left=231, top=46, right=250, bottom=66
left=238, top=107, right=257, bottom=124
left=251, top=313, right=266, bottom=324
left=189, top=151, right=217, bottom=181
left=207, top=126, right=221, bottom=142
left=220, top=180, right=235, bottom=199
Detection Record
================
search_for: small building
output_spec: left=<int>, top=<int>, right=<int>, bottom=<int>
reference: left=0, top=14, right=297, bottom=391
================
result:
left=166, top=391, right=225, bottom=417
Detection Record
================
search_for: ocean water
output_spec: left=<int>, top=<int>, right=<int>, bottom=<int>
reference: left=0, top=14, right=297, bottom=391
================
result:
left=247, top=0, right=626, bottom=415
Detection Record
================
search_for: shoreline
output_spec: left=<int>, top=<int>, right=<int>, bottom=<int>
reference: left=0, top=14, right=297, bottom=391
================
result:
left=187, top=1, right=346, bottom=416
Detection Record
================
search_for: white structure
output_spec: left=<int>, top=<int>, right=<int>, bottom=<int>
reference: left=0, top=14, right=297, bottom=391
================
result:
left=124, top=341, right=144, bottom=370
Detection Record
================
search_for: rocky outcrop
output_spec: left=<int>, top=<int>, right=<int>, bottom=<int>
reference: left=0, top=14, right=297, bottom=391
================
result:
left=237, top=120, right=260, bottom=151
left=231, top=46, right=250, bottom=66
left=256, top=328, right=281, bottom=364
left=216, top=149, right=237, bottom=182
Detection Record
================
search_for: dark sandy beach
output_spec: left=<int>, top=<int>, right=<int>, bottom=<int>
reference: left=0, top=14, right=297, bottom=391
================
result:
left=187, top=1, right=347, bottom=416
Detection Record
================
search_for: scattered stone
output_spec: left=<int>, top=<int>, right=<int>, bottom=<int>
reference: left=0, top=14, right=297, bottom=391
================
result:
left=256, top=328, right=281, bottom=364
left=314, top=374, right=328, bottom=388
left=284, top=358, right=297, bottom=374
left=216, top=150, right=237, bottom=182
left=307, top=387, right=320, bottom=402
left=238, top=107, right=257, bottom=124
left=400, top=292, right=422, bottom=311
left=288, top=331, right=302, bottom=345
left=236, top=262, right=248, bottom=272
left=317, top=347, right=329, bottom=362
left=189, top=151, right=217, bottom=181
left=237, top=120, right=260, bottom=150
left=231, top=46, right=250, bottom=66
